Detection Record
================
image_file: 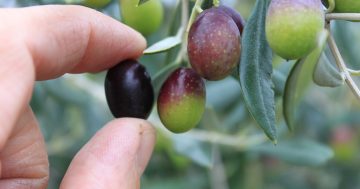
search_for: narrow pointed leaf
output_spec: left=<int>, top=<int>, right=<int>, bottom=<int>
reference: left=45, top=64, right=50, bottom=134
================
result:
left=313, top=53, right=344, bottom=87
left=144, top=27, right=183, bottom=55
left=283, top=30, right=328, bottom=130
left=144, top=36, right=182, bottom=54
left=239, top=0, right=276, bottom=142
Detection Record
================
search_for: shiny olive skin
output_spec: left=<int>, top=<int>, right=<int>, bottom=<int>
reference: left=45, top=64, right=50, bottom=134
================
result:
left=105, top=60, right=154, bottom=119
left=157, top=68, right=206, bottom=133
left=188, top=7, right=241, bottom=81
left=217, top=5, right=245, bottom=35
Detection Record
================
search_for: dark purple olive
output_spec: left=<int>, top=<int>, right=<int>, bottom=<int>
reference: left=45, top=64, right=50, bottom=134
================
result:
left=217, top=5, right=245, bottom=35
left=105, top=60, right=154, bottom=119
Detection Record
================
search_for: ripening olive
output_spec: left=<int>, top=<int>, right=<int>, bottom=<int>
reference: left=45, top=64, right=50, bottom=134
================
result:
left=157, top=68, right=206, bottom=133
left=105, top=60, right=154, bottom=119
left=188, top=7, right=241, bottom=81
left=266, top=0, right=324, bottom=60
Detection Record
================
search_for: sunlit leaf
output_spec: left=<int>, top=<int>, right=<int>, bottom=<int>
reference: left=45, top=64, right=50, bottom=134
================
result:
left=144, top=35, right=182, bottom=54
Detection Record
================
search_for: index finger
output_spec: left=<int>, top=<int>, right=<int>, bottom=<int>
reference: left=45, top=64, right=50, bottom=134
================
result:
left=19, top=5, right=146, bottom=80
left=0, top=5, right=146, bottom=148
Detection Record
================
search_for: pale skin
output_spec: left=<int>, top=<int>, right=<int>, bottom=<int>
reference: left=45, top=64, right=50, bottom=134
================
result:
left=0, top=5, right=156, bottom=189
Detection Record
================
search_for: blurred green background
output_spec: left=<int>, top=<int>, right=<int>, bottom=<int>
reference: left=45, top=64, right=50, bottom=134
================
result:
left=2, top=0, right=360, bottom=188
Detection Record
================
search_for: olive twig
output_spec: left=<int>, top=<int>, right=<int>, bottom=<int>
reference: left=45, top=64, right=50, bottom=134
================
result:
left=181, top=0, right=204, bottom=67
left=184, top=130, right=267, bottom=151
left=326, top=13, right=360, bottom=21
left=326, top=26, right=360, bottom=100
left=153, top=120, right=267, bottom=150
left=325, top=0, right=335, bottom=13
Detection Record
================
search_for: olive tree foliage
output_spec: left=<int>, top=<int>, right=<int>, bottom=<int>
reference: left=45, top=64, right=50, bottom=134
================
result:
left=5, top=0, right=360, bottom=188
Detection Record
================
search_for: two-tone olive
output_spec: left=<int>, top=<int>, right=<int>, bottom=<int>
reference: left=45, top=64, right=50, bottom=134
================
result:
left=157, top=68, right=206, bottom=133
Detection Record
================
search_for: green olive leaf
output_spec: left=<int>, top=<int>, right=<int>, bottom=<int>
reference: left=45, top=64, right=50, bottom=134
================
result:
left=144, top=27, right=183, bottom=55
left=144, top=36, right=182, bottom=54
left=251, top=138, right=334, bottom=166
left=239, top=0, right=276, bottom=142
left=283, top=30, right=329, bottom=131
left=313, top=53, right=345, bottom=87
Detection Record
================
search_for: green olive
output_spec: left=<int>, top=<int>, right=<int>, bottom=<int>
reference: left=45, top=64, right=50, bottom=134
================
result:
left=323, top=0, right=360, bottom=13
left=266, top=0, right=324, bottom=60
left=120, top=0, right=163, bottom=36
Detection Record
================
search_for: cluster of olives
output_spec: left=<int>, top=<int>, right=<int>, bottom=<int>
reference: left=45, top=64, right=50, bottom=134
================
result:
left=157, top=5, right=244, bottom=133
left=104, top=5, right=244, bottom=133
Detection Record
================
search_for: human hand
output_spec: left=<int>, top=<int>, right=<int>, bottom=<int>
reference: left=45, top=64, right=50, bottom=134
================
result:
left=0, top=5, right=156, bottom=189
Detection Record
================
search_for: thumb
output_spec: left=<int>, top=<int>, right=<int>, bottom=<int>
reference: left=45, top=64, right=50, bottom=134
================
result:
left=60, top=118, right=156, bottom=189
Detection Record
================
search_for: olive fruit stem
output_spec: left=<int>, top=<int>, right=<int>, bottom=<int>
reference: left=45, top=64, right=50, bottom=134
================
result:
left=213, top=0, right=220, bottom=7
left=326, top=0, right=335, bottom=13
left=326, top=26, right=360, bottom=100
left=326, top=13, right=360, bottom=21
left=151, top=61, right=182, bottom=82
left=196, top=7, right=204, bottom=13
left=186, top=0, right=204, bottom=33
left=348, top=69, right=360, bottom=77
left=157, top=0, right=189, bottom=77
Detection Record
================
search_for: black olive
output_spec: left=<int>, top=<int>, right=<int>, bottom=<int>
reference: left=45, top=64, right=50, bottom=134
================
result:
left=105, top=60, right=154, bottom=119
